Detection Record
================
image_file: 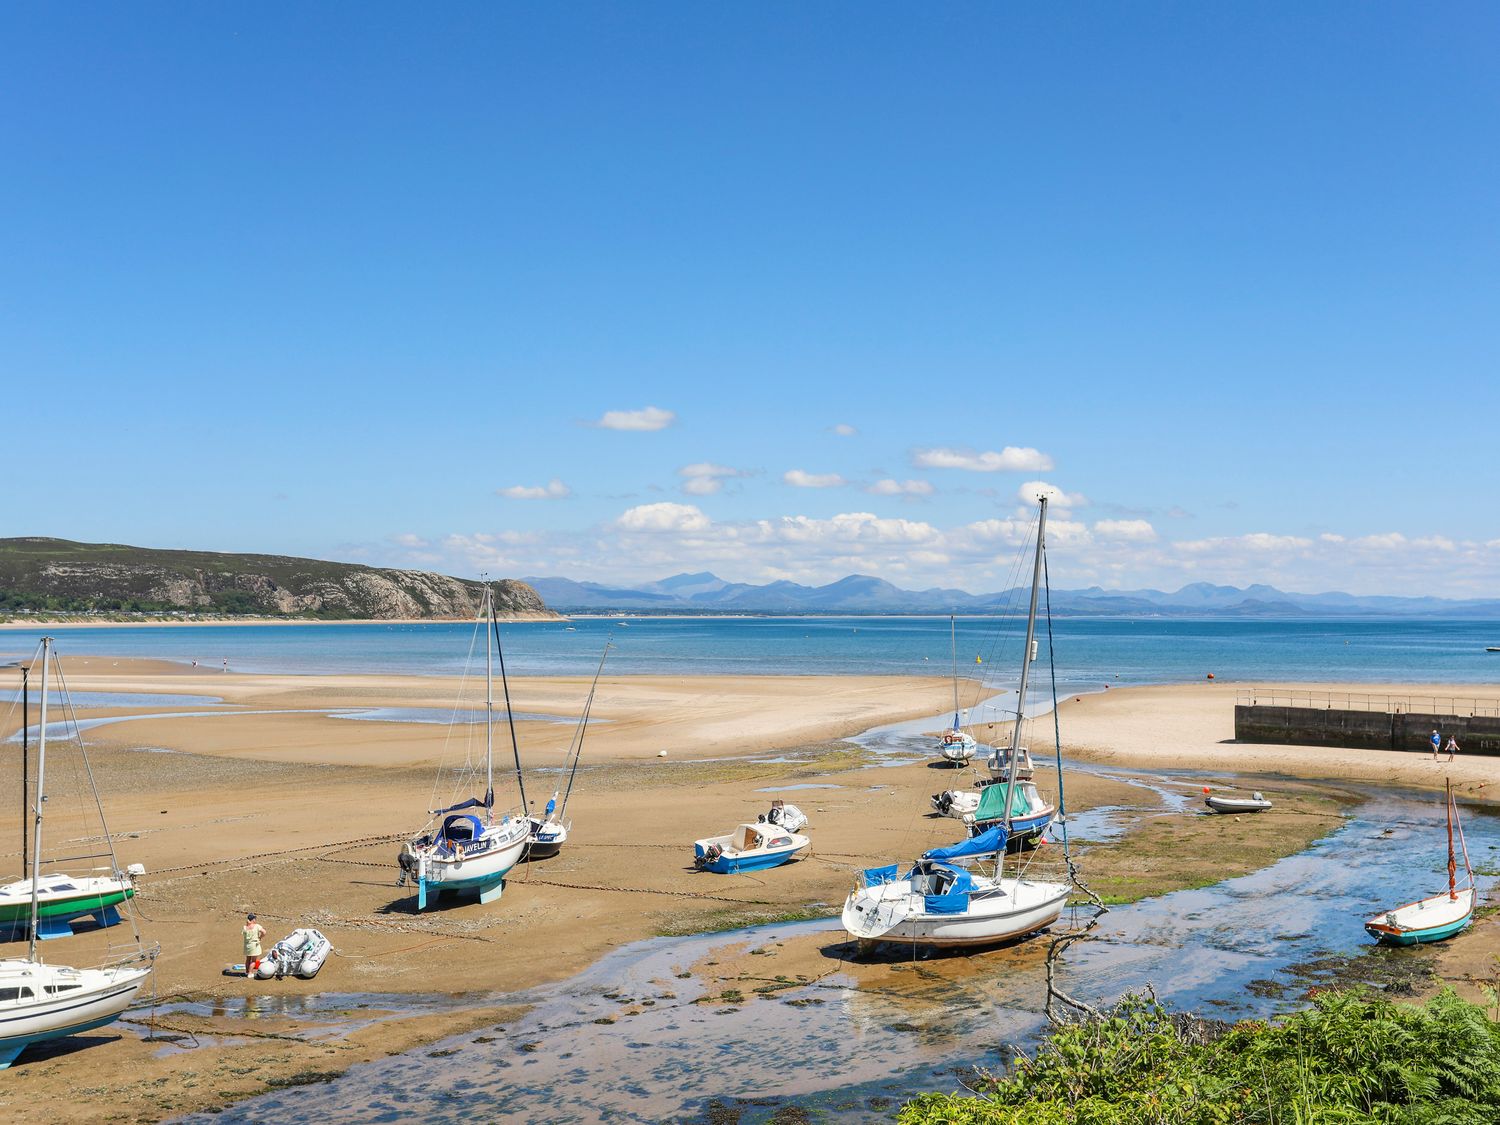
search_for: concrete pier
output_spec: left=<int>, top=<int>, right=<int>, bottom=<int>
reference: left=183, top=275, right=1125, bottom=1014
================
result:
left=1234, top=690, right=1500, bottom=755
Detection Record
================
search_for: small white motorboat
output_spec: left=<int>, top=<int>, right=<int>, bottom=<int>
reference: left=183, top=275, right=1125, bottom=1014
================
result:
left=1203, top=788, right=1273, bottom=814
left=694, top=823, right=809, bottom=874
left=984, top=745, right=1035, bottom=783
left=254, top=928, right=333, bottom=980
left=756, top=799, right=809, bottom=833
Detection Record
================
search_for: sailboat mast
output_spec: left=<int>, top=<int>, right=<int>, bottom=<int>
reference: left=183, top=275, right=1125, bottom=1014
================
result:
left=559, top=640, right=611, bottom=819
left=27, top=638, right=51, bottom=962
left=1002, top=497, right=1048, bottom=832
left=491, top=589, right=531, bottom=818
left=950, top=615, right=959, bottom=725
left=19, top=662, right=28, bottom=874
left=484, top=586, right=495, bottom=827
left=1447, top=778, right=1457, bottom=900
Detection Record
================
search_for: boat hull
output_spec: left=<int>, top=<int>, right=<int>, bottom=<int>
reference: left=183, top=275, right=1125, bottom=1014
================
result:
left=401, top=820, right=530, bottom=909
left=1205, top=797, right=1272, bottom=814
left=0, top=963, right=150, bottom=1069
left=0, top=881, right=135, bottom=924
left=697, top=846, right=805, bottom=874
left=1365, top=888, right=1475, bottom=945
left=843, top=879, right=1069, bottom=949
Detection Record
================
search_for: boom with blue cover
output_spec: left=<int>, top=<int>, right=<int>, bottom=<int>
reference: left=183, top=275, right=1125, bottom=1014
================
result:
left=922, top=824, right=1008, bottom=862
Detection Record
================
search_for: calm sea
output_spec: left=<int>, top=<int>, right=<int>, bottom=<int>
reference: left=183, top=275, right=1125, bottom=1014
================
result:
left=1, top=616, right=1498, bottom=687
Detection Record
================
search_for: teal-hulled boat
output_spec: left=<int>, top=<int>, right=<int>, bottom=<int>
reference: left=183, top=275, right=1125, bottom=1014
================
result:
left=1365, top=780, right=1475, bottom=946
left=0, top=873, right=138, bottom=939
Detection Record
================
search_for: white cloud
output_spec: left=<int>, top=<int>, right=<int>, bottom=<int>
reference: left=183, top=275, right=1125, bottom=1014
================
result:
left=1093, top=519, right=1157, bottom=542
left=1413, top=535, right=1457, bottom=552
left=1320, top=533, right=1346, bottom=544
left=867, top=478, right=934, bottom=496
left=391, top=533, right=429, bottom=548
left=830, top=423, right=858, bottom=437
left=497, top=478, right=571, bottom=500
left=594, top=406, right=676, bottom=431
left=1178, top=533, right=1313, bottom=554
left=678, top=462, right=747, bottom=496
left=1349, top=532, right=1407, bottom=551
left=616, top=502, right=711, bottom=533
left=759, top=511, right=940, bottom=546
left=784, top=469, right=847, bottom=488
left=912, top=446, right=1054, bottom=473
left=1017, top=481, right=1087, bottom=508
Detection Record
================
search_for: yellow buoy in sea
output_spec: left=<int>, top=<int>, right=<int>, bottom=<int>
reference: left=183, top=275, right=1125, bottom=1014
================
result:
left=975, top=655, right=982, bottom=664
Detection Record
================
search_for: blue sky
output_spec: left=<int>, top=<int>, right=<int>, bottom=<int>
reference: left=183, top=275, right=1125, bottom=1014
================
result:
left=4, top=4, right=1497, bottom=596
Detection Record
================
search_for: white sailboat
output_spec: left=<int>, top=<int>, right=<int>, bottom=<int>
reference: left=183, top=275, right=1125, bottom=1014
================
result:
left=396, top=586, right=530, bottom=911
left=844, top=498, right=1070, bottom=951
left=523, top=639, right=612, bottom=860
left=1, top=638, right=156, bottom=1070
left=936, top=616, right=986, bottom=765
left=1365, top=779, right=1476, bottom=945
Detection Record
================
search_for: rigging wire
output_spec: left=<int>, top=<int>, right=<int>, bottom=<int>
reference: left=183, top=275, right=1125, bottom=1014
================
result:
left=1041, top=549, right=1107, bottom=1025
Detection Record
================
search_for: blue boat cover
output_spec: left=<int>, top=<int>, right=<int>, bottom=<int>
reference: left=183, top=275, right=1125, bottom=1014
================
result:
left=440, top=814, right=485, bottom=842
left=924, top=890, right=971, bottom=914
left=923, top=825, right=1008, bottom=862
left=433, top=788, right=494, bottom=816
left=863, top=864, right=900, bottom=886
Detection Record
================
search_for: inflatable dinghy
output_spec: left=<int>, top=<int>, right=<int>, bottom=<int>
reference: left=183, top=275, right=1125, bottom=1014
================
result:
left=1204, top=790, right=1273, bottom=814
left=254, top=928, right=333, bottom=979
left=757, top=799, right=809, bottom=833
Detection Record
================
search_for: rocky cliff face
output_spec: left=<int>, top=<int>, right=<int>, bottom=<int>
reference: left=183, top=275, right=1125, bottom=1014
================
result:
left=1, top=539, right=552, bottom=619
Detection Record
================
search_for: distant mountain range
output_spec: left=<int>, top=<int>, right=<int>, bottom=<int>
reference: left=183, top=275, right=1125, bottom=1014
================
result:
left=526, top=571, right=1500, bottom=618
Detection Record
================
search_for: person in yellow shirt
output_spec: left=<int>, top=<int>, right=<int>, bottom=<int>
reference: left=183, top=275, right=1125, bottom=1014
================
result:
left=242, top=913, right=266, bottom=979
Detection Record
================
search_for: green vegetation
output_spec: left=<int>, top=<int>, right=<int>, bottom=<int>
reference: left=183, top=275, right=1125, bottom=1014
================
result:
left=900, top=990, right=1500, bottom=1124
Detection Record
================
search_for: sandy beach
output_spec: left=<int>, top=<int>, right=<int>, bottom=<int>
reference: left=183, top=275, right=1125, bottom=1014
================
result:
left=1, top=665, right=1497, bottom=1122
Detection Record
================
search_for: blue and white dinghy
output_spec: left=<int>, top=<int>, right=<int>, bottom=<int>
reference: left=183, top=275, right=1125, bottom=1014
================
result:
left=842, top=825, right=1069, bottom=951
left=694, top=822, right=809, bottom=874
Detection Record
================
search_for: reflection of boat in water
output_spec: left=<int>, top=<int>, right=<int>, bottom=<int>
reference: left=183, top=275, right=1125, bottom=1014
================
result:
left=1365, top=779, right=1474, bottom=946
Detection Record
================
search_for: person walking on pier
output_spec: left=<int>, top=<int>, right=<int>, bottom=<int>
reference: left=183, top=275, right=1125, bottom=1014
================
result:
left=1431, top=729, right=1442, bottom=761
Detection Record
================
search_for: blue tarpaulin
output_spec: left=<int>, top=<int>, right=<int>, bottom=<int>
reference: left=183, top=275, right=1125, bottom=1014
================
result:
left=924, top=891, right=971, bottom=914
left=922, top=825, right=1008, bottom=862
left=863, top=864, right=900, bottom=886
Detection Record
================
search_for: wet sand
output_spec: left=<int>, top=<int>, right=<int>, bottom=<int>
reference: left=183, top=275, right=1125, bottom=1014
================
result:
left=0, top=668, right=1496, bottom=1122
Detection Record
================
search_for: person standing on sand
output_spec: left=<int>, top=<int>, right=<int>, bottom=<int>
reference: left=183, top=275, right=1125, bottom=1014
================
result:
left=243, top=913, right=266, bottom=978
left=1446, top=735, right=1460, bottom=763
left=1431, top=730, right=1441, bottom=761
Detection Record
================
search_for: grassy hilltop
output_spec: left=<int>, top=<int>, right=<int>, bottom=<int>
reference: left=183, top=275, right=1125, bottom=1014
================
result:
left=0, top=537, right=550, bottom=620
